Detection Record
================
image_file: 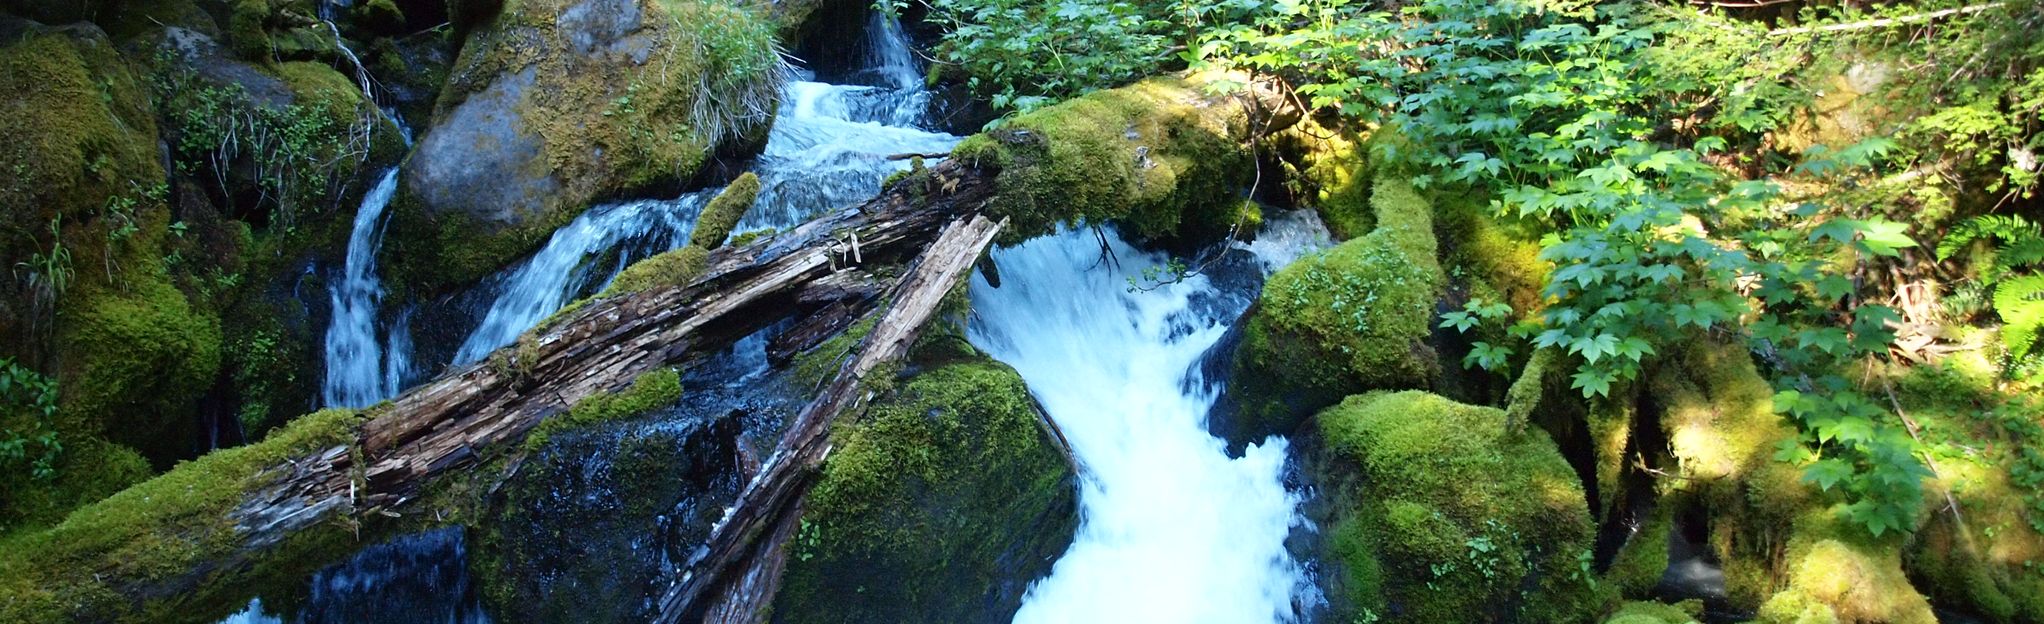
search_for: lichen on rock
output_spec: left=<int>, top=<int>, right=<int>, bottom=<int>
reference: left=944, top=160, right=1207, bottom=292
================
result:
left=385, top=0, right=785, bottom=297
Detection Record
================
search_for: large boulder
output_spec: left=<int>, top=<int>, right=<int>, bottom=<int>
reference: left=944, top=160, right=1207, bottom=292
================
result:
left=383, top=0, right=783, bottom=297
left=1225, top=173, right=1442, bottom=444
left=1312, top=391, right=1606, bottom=623
left=772, top=356, right=1078, bottom=623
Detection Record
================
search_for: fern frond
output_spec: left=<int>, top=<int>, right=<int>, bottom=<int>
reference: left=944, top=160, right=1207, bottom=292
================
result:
left=1938, top=214, right=2041, bottom=261
left=1993, top=274, right=2044, bottom=359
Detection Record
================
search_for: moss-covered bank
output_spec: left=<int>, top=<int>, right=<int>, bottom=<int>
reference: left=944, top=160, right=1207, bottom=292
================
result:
left=772, top=356, right=1077, bottom=623
left=1227, top=172, right=1443, bottom=442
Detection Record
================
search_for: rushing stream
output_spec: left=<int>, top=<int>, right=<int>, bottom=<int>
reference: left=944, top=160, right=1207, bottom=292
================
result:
left=451, top=11, right=955, bottom=364
left=968, top=214, right=1329, bottom=623
left=321, top=168, right=412, bottom=408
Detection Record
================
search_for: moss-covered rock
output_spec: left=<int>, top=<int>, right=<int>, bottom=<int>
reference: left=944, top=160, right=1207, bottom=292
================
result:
left=385, top=0, right=783, bottom=297
left=1605, top=506, right=1673, bottom=597
left=949, top=73, right=1252, bottom=244
left=772, top=358, right=1077, bottom=623
left=1755, top=511, right=1935, bottom=624
left=1315, top=391, right=1606, bottom=623
left=60, top=279, right=223, bottom=465
left=1267, top=118, right=1372, bottom=240
left=1226, top=174, right=1443, bottom=442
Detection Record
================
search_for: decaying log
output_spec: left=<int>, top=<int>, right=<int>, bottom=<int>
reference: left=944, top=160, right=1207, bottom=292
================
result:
left=655, top=214, right=1008, bottom=623
left=11, top=158, right=1006, bottom=616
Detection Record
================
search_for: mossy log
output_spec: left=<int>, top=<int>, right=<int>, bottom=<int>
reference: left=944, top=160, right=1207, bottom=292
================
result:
left=655, top=213, right=1008, bottom=623
left=12, top=155, right=1000, bottom=621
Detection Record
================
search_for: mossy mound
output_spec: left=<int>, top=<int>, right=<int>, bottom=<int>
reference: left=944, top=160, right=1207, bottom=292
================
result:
left=1226, top=174, right=1443, bottom=442
left=1603, top=601, right=1702, bottom=624
left=949, top=73, right=1252, bottom=244
left=0, top=407, right=366, bottom=624
left=60, top=278, right=224, bottom=465
left=1604, top=506, right=1673, bottom=597
left=1755, top=511, right=1936, bottom=624
left=773, top=358, right=1077, bottom=623
left=386, top=0, right=783, bottom=297
left=1316, top=391, right=1605, bottom=623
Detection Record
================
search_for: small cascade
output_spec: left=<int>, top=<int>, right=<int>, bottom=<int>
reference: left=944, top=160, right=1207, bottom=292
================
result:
left=320, top=169, right=405, bottom=408
left=452, top=9, right=957, bottom=362
left=452, top=194, right=711, bottom=365
left=967, top=218, right=1328, bottom=623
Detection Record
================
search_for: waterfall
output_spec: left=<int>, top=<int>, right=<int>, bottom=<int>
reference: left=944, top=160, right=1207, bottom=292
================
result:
left=452, top=194, right=711, bottom=365
left=321, top=169, right=404, bottom=408
left=453, top=10, right=957, bottom=363
left=967, top=217, right=1329, bottom=623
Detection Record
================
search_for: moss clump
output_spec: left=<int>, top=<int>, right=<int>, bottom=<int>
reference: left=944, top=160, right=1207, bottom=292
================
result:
left=1268, top=118, right=1372, bottom=240
left=60, top=278, right=223, bottom=465
left=600, top=245, right=709, bottom=299
left=522, top=368, right=683, bottom=451
left=951, top=74, right=1252, bottom=243
left=1434, top=191, right=1548, bottom=318
left=773, top=358, right=1076, bottom=623
left=1317, top=391, right=1606, bottom=623
left=690, top=172, right=759, bottom=250
left=1605, top=506, right=1672, bottom=597
left=790, top=315, right=879, bottom=390
left=0, top=407, right=366, bottom=624
left=1604, top=601, right=1701, bottom=624
left=1755, top=511, right=1936, bottom=624
left=1229, top=174, right=1443, bottom=440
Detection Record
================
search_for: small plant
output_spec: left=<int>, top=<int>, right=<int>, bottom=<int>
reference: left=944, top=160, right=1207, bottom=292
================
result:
left=0, top=357, right=63, bottom=481
left=1938, top=214, right=2044, bottom=369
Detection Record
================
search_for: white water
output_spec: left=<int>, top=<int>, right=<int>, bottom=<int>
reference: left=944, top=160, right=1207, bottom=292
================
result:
left=321, top=169, right=407, bottom=408
left=455, top=13, right=956, bottom=362
left=969, top=218, right=1328, bottom=624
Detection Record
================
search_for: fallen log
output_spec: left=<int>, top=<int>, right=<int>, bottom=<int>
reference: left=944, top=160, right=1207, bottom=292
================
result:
left=655, top=214, right=1008, bottom=623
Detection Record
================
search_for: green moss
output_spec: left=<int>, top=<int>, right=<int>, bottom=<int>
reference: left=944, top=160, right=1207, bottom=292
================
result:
left=1229, top=174, right=1443, bottom=439
left=599, top=245, right=709, bottom=299
left=727, top=226, right=775, bottom=247
left=791, top=315, right=879, bottom=391
left=1605, top=506, right=1671, bottom=597
left=522, top=368, right=683, bottom=451
left=1269, top=119, right=1372, bottom=240
left=1434, top=191, right=1548, bottom=317
left=228, top=0, right=274, bottom=62
left=1317, top=391, right=1606, bottom=623
left=1603, top=601, right=1701, bottom=624
left=774, top=358, right=1076, bottom=623
left=0, top=407, right=367, bottom=624
left=954, top=75, right=1252, bottom=243
left=1756, top=510, right=1936, bottom=624
left=691, top=172, right=759, bottom=250
left=61, top=274, right=224, bottom=467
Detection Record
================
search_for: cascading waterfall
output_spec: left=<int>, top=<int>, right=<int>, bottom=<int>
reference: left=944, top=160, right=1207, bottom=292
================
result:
left=968, top=216, right=1328, bottom=623
left=454, top=13, right=956, bottom=362
left=321, top=169, right=407, bottom=408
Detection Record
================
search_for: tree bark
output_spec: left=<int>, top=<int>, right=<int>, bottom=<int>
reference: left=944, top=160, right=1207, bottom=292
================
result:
left=654, top=214, right=1008, bottom=623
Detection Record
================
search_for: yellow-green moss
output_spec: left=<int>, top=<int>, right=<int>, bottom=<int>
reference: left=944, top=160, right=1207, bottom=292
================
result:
left=791, top=315, right=879, bottom=390
left=691, top=172, right=759, bottom=250
left=1268, top=118, right=1372, bottom=240
left=522, top=368, right=683, bottom=451
left=1756, top=510, right=1936, bottom=624
left=1317, top=391, right=1607, bottom=623
left=1605, top=506, right=1672, bottom=597
left=61, top=278, right=224, bottom=464
left=1229, top=174, right=1443, bottom=439
left=1603, top=601, right=1701, bottom=624
left=1434, top=191, right=1549, bottom=317
left=774, top=358, right=1076, bottom=623
left=952, top=74, right=1252, bottom=243
left=0, top=407, right=367, bottom=623
left=600, top=245, right=709, bottom=299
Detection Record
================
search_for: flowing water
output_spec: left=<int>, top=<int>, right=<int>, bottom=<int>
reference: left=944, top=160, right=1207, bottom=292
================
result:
left=321, top=168, right=409, bottom=408
left=451, top=12, right=955, bottom=364
left=968, top=214, right=1329, bottom=623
